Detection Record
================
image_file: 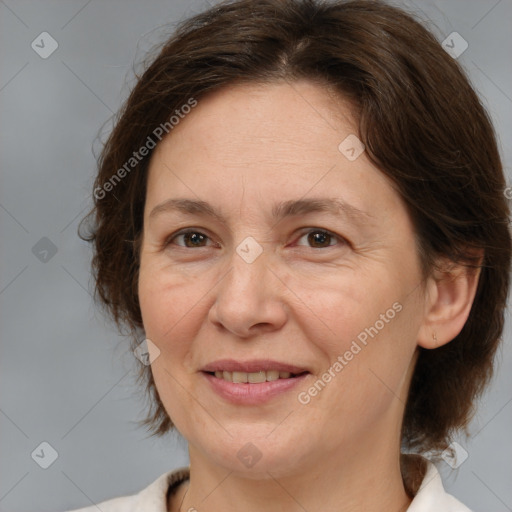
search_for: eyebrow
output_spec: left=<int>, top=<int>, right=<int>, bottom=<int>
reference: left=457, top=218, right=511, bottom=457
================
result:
left=148, top=197, right=373, bottom=226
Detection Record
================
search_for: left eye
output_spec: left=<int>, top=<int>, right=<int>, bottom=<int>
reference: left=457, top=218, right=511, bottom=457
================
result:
left=295, top=229, right=344, bottom=249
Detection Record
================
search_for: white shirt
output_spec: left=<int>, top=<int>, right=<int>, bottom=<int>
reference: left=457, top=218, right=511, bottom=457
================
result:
left=66, top=461, right=471, bottom=512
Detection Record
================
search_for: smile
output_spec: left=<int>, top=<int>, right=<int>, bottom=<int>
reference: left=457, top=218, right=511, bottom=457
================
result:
left=209, top=370, right=303, bottom=383
left=201, top=362, right=310, bottom=405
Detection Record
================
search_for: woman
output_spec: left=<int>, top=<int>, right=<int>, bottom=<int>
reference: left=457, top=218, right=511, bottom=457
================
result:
left=74, top=0, right=511, bottom=510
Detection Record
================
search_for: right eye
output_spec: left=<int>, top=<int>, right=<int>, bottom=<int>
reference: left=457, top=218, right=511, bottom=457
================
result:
left=165, top=229, right=214, bottom=248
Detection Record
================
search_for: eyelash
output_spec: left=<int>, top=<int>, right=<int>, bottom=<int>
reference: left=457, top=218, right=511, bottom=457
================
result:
left=164, top=228, right=349, bottom=250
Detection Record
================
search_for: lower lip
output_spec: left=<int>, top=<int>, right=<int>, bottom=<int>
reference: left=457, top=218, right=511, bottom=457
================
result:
left=202, top=372, right=309, bottom=405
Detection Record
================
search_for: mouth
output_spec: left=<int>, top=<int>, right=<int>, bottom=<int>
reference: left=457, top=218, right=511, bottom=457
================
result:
left=204, top=369, right=309, bottom=383
left=200, top=359, right=310, bottom=404
left=201, top=358, right=310, bottom=380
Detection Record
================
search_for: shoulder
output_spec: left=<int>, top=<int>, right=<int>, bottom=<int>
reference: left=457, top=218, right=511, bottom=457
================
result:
left=408, top=461, right=472, bottom=512
left=64, top=466, right=190, bottom=512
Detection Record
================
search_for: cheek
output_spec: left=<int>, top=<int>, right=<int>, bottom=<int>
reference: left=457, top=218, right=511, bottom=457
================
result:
left=138, top=258, right=216, bottom=389
left=299, top=271, right=420, bottom=404
left=317, top=293, right=420, bottom=418
left=298, top=269, right=400, bottom=354
left=138, top=259, right=197, bottom=339
left=138, top=264, right=205, bottom=431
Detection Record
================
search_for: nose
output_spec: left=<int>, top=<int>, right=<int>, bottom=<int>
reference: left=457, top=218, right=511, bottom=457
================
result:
left=208, top=244, right=288, bottom=338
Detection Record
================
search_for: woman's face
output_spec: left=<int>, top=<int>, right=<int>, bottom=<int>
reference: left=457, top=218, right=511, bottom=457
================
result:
left=138, top=80, right=428, bottom=476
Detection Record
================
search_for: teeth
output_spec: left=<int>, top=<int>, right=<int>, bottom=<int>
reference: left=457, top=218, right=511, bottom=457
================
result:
left=213, top=370, right=295, bottom=383
left=248, top=371, right=266, bottom=383
left=266, top=370, right=280, bottom=381
left=232, top=371, right=248, bottom=383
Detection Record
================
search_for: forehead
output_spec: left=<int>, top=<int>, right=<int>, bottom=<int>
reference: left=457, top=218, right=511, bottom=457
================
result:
left=161, top=79, right=357, bottom=157
left=144, top=80, right=401, bottom=225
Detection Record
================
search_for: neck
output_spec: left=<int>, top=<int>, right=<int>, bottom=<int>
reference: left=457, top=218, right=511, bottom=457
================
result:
left=174, top=437, right=412, bottom=512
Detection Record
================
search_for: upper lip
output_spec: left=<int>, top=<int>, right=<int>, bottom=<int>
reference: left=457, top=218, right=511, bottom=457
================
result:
left=201, top=359, right=309, bottom=374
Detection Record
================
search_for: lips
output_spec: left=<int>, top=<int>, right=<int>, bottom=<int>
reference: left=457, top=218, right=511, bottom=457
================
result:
left=201, top=358, right=309, bottom=375
left=200, top=359, right=310, bottom=404
left=202, top=371, right=309, bottom=404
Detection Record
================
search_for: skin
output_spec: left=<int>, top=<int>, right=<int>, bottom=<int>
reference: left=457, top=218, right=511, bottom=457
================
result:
left=137, top=80, right=481, bottom=512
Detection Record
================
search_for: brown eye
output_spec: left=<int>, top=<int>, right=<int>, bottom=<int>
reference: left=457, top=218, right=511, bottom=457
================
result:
left=167, top=230, right=211, bottom=248
left=295, top=229, right=345, bottom=249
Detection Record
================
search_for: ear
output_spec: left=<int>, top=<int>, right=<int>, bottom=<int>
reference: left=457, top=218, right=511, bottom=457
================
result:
left=417, top=252, right=483, bottom=349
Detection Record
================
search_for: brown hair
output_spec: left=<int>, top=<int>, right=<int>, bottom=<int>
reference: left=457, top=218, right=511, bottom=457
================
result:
left=79, top=0, right=511, bottom=464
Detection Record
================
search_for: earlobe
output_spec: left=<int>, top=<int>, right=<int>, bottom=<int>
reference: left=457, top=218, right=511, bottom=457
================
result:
left=418, top=255, right=483, bottom=350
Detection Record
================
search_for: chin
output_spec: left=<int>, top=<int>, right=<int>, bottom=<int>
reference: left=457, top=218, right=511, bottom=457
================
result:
left=192, top=427, right=312, bottom=479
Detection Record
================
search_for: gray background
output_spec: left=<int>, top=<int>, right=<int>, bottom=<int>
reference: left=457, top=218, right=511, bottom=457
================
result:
left=0, top=1, right=510, bottom=511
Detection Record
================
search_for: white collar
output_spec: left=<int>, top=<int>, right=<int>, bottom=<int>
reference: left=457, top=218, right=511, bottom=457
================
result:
left=407, top=461, right=472, bottom=511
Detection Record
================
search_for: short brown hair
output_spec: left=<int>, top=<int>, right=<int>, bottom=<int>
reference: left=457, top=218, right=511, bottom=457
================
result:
left=79, top=0, right=511, bottom=460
